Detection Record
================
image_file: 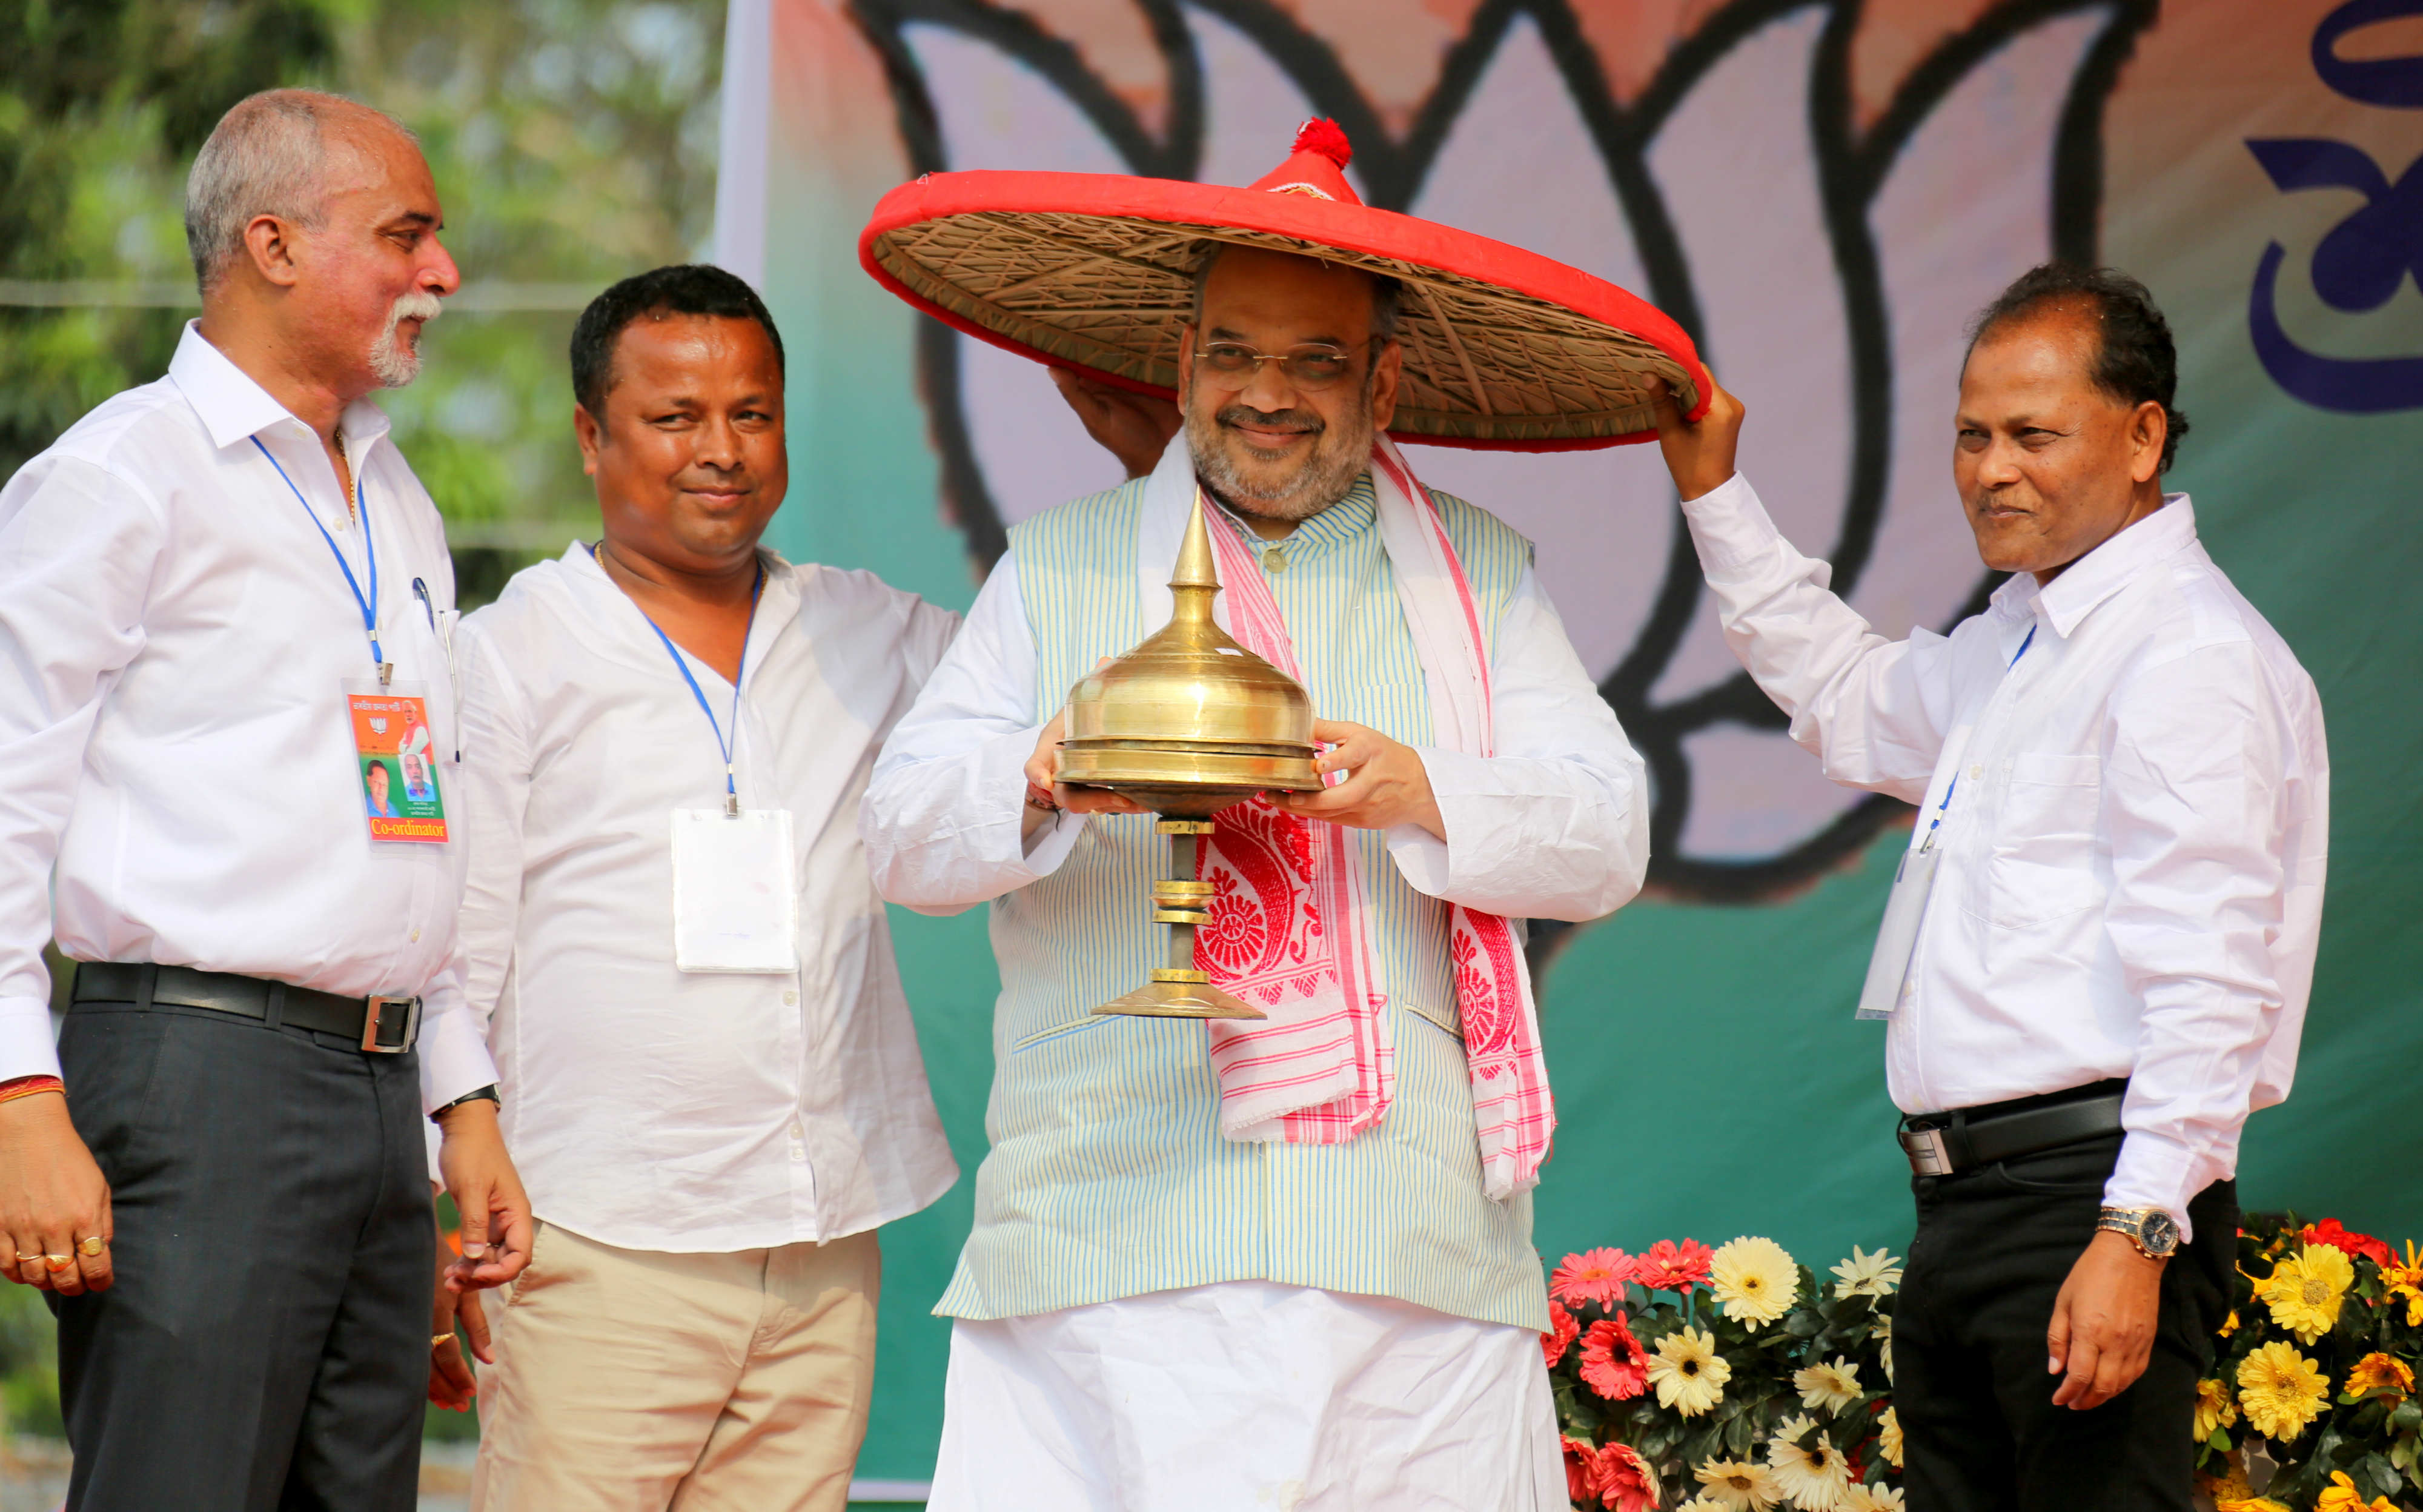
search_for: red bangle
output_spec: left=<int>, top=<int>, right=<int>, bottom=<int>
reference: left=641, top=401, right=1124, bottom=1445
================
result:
left=0, top=1076, right=64, bottom=1107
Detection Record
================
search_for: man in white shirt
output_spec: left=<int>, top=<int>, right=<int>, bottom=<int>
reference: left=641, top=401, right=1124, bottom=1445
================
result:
left=1649, top=264, right=2327, bottom=1508
left=449, top=265, right=958, bottom=1511
left=0, top=90, right=528, bottom=1510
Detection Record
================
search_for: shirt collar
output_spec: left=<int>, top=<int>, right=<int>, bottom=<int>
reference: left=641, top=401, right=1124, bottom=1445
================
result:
left=1208, top=471, right=1377, bottom=554
left=560, top=537, right=799, bottom=686
left=1994, top=496, right=2198, bottom=638
left=166, top=319, right=394, bottom=454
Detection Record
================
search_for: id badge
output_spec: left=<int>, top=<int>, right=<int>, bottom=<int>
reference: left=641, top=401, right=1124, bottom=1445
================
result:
left=671, top=808, right=798, bottom=973
left=1855, top=844, right=1940, bottom=1021
left=346, top=681, right=448, bottom=844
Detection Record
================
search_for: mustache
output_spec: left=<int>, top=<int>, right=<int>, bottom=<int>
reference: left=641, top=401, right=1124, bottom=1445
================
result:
left=1216, top=404, right=1324, bottom=437
left=389, top=290, right=445, bottom=327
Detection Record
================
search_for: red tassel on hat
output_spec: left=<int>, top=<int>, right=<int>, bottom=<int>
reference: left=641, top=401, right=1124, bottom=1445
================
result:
left=1292, top=118, right=1352, bottom=168
left=1249, top=118, right=1362, bottom=204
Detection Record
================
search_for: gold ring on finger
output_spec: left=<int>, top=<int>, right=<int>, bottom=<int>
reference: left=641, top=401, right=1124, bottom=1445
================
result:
left=431, top=1333, right=457, bottom=1350
left=13, top=1252, right=40, bottom=1265
left=44, top=1254, right=73, bottom=1272
left=77, top=1236, right=105, bottom=1257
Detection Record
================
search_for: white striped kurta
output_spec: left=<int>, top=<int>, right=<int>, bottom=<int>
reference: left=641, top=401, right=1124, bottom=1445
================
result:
left=863, top=469, right=1649, bottom=1334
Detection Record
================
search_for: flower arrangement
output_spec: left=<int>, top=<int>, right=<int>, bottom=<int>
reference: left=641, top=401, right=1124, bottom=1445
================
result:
left=1546, top=1238, right=1901, bottom=1511
left=2201, top=1213, right=2422, bottom=1511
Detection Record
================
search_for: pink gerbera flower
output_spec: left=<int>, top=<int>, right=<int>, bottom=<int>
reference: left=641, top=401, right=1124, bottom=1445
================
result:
left=1594, top=1442, right=1660, bottom=1511
left=1551, top=1247, right=1637, bottom=1307
left=1563, top=1436, right=1605, bottom=1504
left=1579, top=1313, right=1651, bottom=1401
left=1542, top=1299, right=1580, bottom=1369
left=1634, top=1238, right=1715, bottom=1292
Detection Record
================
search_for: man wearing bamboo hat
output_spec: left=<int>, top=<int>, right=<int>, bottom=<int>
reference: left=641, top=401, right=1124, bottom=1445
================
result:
left=861, top=124, right=1688, bottom=1508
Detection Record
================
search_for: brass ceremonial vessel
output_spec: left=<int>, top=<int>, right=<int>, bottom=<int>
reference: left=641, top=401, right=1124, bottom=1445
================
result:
left=1054, top=492, right=1323, bottom=1019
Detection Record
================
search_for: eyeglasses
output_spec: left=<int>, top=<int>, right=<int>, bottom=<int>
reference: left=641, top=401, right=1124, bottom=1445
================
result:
left=1192, top=340, right=1367, bottom=391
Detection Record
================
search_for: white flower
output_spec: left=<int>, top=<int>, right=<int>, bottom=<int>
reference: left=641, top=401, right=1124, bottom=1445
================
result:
left=1840, top=1485, right=1907, bottom=1512
left=1693, top=1454, right=1779, bottom=1510
left=1873, top=1313, right=1894, bottom=1386
left=1648, top=1324, right=1732, bottom=1416
left=1793, top=1356, right=1863, bottom=1413
left=1765, top=1423, right=1854, bottom=1512
left=1829, top=1247, right=1903, bottom=1298
left=1709, top=1236, right=1800, bottom=1326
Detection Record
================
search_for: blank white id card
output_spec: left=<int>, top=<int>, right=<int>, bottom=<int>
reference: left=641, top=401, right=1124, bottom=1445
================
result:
left=1854, top=845, right=1940, bottom=1021
left=671, top=808, right=799, bottom=973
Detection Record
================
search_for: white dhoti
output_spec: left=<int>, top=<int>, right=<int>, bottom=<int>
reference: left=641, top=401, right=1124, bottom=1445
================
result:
left=927, top=1282, right=1565, bottom=1512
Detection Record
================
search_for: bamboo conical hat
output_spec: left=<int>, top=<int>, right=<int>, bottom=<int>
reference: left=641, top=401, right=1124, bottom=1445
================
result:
left=859, top=120, right=1709, bottom=451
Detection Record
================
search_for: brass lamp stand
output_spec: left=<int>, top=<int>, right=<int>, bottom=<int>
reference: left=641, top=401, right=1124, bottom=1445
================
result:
left=1053, top=492, right=1323, bottom=1018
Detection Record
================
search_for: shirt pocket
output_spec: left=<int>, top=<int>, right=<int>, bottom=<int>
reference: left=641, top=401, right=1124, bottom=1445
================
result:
left=1981, top=751, right=2105, bottom=929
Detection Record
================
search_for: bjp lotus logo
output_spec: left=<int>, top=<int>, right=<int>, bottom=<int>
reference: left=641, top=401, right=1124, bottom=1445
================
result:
left=856, top=0, right=2148, bottom=901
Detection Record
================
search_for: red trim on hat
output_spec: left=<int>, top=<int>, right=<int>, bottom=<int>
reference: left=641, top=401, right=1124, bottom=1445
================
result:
left=860, top=167, right=1710, bottom=448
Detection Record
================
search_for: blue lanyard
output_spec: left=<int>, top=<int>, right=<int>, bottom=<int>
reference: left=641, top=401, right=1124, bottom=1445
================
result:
left=254, top=436, right=384, bottom=678
left=614, top=550, right=764, bottom=817
left=1920, top=623, right=2039, bottom=852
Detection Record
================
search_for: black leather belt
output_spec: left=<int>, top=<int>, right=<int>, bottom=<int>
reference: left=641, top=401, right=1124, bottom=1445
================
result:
left=1897, top=1078, right=2127, bottom=1177
left=71, top=962, right=420, bottom=1054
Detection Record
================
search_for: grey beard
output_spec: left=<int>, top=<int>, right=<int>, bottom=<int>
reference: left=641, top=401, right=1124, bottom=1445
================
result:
left=368, top=291, right=443, bottom=388
left=1186, top=405, right=1374, bottom=523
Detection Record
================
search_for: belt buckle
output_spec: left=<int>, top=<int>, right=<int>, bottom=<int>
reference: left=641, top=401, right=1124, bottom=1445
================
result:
left=361, top=995, right=422, bottom=1054
left=1899, top=1124, right=1954, bottom=1177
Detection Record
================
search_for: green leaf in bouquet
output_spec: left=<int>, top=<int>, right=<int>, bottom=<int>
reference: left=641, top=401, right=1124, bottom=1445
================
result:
left=2390, top=1396, right=2422, bottom=1434
left=1724, top=1410, right=1754, bottom=1456
left=2355, top=1452, right=2402, bottom=1498
left=2209, top=1427, right=2233, bottom=1454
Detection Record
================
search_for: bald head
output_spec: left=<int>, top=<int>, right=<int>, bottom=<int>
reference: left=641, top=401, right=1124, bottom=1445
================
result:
left=185, top=90, right=417, bottom=293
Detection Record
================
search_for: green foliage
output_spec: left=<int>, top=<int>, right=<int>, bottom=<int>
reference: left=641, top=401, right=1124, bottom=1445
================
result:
left=0, top=0, right=727, bottom=597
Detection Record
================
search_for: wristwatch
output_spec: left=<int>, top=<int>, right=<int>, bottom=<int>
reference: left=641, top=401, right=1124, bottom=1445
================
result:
left=2097, top=1206, right=2181, bottom=1261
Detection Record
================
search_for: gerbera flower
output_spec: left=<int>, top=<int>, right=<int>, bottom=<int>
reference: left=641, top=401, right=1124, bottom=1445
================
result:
left=1553, top=1247, right=1638, bottom=1308
left=2383, top=1241, right=2423, bottom=1327
left=1764, top=1422, right=1853, bottom=1512
left=2301, top=1218, right=2395, bottom=1269
left=1564, top=1436, right=1605, bottom=1505
left=2315, top=1470, right=2400, bottom=1512
left=1636, top=1238, right=1715, bottom=1292
left=1647, top=1325, right=1731, bottom=1416
left=2345, top=1351, right=2413, bottom=1404
left=1858, top=1487, right=1907, bottom=1512
left=1580, top=1315, right=1652, bottom=1401
left=1793, top=1356, right=1863, bottom=1413
left=2212, top=1499, right=2292, bottom=1512
left=1878, top=1405, right=1904, bottom=1469
left=1709, top=1236, right=1800, bottom=1325
left=1693, top=1455, right=1777, bottom=1510
left=1872, top=1312, right=1894, bottom=1385
left=1675, top=1500, right=1728, bottom=1512
left=2236, top=1339, right=2330, bottom=1441
left=2258, top=1244, right=2355, bottom=1344
left=2193, top=1378, right=2238, bottom=1441
left=1594, top=1442, right=1660, bottom=1512
left=1829, top=1246, right=1903, bottom=1298
left=1543, top=1300, right=1579, bottom=1369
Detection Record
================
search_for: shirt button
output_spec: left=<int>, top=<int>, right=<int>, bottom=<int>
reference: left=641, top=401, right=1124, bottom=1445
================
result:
left=783, top=990, right=797, bottom=1006
left=1967, top=764, right=1983, bottom=781
left=410, top=928, right=420, bottom=943
left=1262, top=546, right=1286, bottom=573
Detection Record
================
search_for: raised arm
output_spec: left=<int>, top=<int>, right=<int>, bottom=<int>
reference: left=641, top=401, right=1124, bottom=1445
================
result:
left=1653, top=382, right=1954, bottom=803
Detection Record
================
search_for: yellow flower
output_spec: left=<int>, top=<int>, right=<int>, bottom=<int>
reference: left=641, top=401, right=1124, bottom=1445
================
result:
left=2236, top=1339, right=2330, bottom=1441
left=1763, top=1421, right=1852, bottom=1512
left=2213, top=1499, right=2292, bottom=1512
left=2193, top=1377, right=2238, bottom=1442
left=2384, top=1241, right=2423, bottom=1327
left=1648, top=1324, right=1732, bottom=1416
left=1709, top=1236, right=1800, bottom=1325
left=1793, top=1356, right=1863, bottom=1413
left=1692, top=1456, right=1778, bottom=1511
left=2218, top=1308, right=2239, bottom=1338
left=1872, top=1311, right=1893, bottom=1385
left=2257, top=1244, right=2354, bottom=1344
left=1878, top=1405, right=1903, bottom=1469
left=2344, top=1351, right=2413, bottom=1403
left=2315, top=1470, right=2399, bottom=1512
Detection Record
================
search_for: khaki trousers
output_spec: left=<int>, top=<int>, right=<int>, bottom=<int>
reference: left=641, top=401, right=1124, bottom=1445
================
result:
left=471, top=1221, right=880, bottom=1512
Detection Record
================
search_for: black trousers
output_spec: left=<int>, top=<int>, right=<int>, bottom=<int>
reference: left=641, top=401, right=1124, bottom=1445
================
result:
left=1895, top=1130, right=2235, bottom=1511
left=51, top=1001, right=433, bottom=1512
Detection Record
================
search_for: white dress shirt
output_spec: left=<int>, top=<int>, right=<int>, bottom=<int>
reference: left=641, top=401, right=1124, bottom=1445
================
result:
left=1679, top=474, right=2329, bottom=1235
left=863, top=548, right=1648, bottom=927
left=451, top=543, right=960, bottom=1252
left=0, top=323, right=488, bottom=1109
